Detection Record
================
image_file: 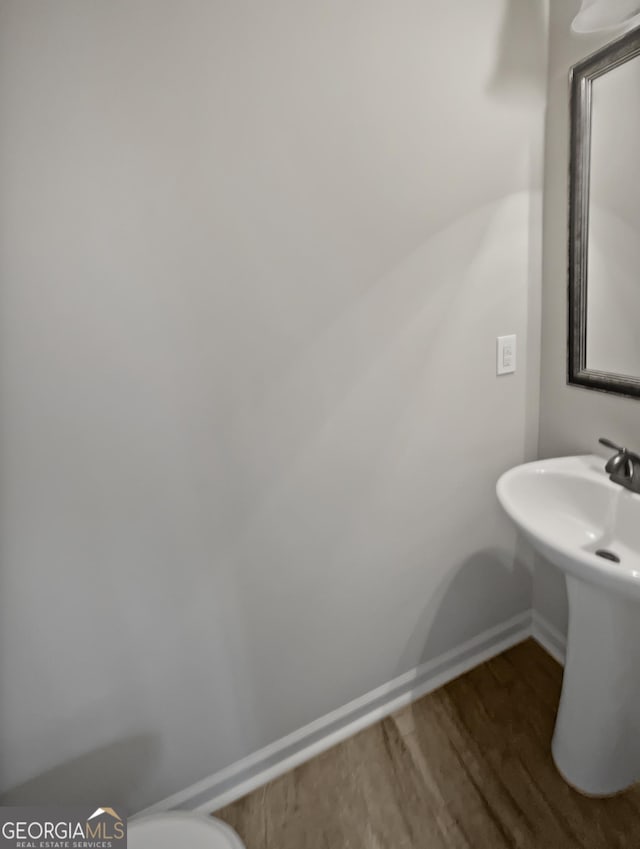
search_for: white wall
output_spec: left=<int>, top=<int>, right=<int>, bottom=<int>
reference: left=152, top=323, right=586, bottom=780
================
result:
left=0, top=0, right=546, bottom=811
left=537, top=1, right=640, bottom=634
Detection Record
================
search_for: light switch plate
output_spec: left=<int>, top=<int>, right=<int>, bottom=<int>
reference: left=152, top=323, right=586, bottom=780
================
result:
left=497, top=334, right=516, bottom=375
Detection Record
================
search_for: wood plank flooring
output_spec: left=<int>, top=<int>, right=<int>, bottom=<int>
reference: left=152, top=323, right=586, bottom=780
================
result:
left=215, top=640, right=640, bottom=848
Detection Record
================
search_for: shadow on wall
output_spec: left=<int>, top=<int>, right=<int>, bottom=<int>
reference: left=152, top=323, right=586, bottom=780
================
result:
left=0, top=734, right=160, bottom=809
left=397, top=546, right=532, bottom=678
left=490, top=1, right=548, bottom=462
left=214, top=191, right=536, bottom=739
left=489, top=0, right=548, bottom=104
left=532, top=553, right=569, bottom=636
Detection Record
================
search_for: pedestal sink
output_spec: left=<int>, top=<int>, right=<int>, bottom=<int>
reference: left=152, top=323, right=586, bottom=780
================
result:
left=497, top=454, right=640, bottom=796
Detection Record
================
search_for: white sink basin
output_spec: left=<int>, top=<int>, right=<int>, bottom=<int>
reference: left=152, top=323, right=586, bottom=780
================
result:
left=497, top=454, right=640, bottom=598
left=497, top=454, right=640, bottom=796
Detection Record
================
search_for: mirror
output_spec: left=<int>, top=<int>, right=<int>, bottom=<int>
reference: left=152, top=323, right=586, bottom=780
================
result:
left=569, top=27, right=640, bottom=398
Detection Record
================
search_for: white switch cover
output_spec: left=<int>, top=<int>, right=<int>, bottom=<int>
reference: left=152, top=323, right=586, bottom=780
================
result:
left=497, top=334, right=516, bottom=375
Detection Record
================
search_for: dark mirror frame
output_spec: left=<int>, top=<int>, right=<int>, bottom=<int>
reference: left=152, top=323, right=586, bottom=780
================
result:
left=568, top=26, right=640, bottom=399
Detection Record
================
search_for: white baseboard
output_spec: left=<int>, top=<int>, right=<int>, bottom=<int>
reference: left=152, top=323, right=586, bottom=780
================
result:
left=136, top=610, right=532, bottom=817
left=531, top=611, right=566, bottom=666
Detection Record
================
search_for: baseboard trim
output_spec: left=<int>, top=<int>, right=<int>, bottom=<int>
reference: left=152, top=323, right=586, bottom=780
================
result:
left=136, top=610, right=532, bottom=817
left=531, top=611, right=566, bottom=666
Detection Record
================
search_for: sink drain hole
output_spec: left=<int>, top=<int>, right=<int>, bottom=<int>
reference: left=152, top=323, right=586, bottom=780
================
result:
left=595, top=549, right=621, bottom=564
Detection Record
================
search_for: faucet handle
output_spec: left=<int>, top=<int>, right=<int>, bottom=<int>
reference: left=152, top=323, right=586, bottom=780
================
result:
left=599, top=438, right=629, bottom=476
left=599, top=438, right=640, bottom=493
left=599, top=437, right=626, bottom=453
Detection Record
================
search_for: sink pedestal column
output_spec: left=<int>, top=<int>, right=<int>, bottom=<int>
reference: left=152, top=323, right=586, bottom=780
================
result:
left=552, top=575, right=640, bottom=795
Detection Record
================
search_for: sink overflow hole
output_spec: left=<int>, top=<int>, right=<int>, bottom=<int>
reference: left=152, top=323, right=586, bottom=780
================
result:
left=595, top=549, right=621, bottom=564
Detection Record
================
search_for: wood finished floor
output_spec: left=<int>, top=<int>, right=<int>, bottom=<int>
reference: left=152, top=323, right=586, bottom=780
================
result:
left=215, top=640, right=640, bottom=848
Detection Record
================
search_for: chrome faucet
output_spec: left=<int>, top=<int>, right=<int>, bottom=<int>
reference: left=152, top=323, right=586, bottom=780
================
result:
left=599, top=438, right=640, bottom=495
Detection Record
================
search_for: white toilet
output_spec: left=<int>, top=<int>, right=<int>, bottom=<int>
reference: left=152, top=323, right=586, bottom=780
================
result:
left=128, top=812, right=246, bottom=848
